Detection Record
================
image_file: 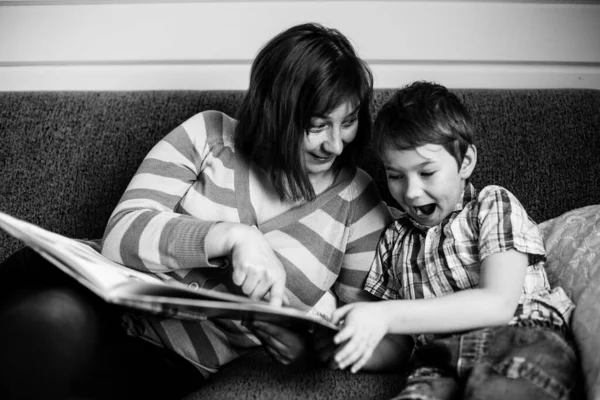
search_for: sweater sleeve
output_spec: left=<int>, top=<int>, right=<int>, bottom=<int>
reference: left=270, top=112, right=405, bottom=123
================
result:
left=334, top=169, right=394, bottom=305
left=101, top=111, right=225, bottom=272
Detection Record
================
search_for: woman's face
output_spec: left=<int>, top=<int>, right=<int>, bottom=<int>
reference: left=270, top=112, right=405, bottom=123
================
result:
left=302, top=100, right=360, bottom=183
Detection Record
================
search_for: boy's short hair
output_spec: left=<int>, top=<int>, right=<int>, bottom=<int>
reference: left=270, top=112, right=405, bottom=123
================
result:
left=374, top=81, right=474, bottom=167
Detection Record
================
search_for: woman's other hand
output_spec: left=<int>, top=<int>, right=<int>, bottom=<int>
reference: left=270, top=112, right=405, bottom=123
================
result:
left=248, top=321, right=310, bottom=366
left=310, top=325, right=337, bottom=368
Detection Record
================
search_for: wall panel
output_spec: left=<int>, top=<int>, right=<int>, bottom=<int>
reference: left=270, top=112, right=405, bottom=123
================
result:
left=0, top=1, right=598, bottom=90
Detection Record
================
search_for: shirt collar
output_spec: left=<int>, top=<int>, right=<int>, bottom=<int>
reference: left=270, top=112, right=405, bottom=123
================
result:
left=455, top=181, right=477, bottom=213
left=398, top=181, right=477, bottom=232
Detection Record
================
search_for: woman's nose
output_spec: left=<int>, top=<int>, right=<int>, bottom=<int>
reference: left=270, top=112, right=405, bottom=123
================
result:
left=323, top=126, right=344, bottom=156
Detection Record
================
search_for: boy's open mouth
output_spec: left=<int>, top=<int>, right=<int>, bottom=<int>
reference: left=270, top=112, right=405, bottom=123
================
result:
left=414, top=204, right=436, bottom=216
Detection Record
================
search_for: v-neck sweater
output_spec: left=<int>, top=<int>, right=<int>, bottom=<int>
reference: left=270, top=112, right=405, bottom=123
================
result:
left=101, top=111, right=393, bottom=375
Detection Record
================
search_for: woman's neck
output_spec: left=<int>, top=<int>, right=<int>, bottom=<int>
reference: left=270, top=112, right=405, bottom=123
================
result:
left=248, top=165, right=336, bottom=225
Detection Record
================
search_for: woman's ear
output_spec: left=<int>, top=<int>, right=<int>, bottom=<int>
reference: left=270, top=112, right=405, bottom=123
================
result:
left=460, top=145, right=477, bottom=179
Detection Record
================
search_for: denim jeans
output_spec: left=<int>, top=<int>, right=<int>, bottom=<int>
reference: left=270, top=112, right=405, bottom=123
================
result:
left=391, top=323, right=577, bottom=400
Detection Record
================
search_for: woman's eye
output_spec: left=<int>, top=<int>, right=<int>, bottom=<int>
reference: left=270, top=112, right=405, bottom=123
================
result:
left=342, top=118, right=358, bottom=128
left=387, top=174, right=403, bottom=181
left=309, top=124, right=327, bottom=133
left=421, top=171, right=435, bottom=177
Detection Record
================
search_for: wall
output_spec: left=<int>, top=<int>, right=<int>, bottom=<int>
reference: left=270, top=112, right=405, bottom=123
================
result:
left=0, top=0, right=599, bottom=90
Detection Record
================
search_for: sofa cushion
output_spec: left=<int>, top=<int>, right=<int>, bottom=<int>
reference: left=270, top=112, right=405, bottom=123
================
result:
left=573, top=268, right=600, bottom=400
left=538, top=204, right=600, bottom=399
left=183, top=348, right=406, bottom=400
left=539, top=204, right=600, bottom=303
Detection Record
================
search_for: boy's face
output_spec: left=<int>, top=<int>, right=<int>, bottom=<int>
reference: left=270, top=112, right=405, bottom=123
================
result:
left=382, top=143, right=476, bottom=227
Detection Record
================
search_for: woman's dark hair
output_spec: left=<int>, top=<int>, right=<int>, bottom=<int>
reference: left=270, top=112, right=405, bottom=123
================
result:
left=235, top=23, right=374, bottom=202
left=374, top=81, right=474, bottom=168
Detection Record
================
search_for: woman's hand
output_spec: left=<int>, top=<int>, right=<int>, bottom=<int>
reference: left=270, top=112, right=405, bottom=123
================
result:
left=229, top=225, right=287, bottom=306
left=248, top=321, right=310, bottom=366
left=310, top=326, right=338, bottom=368
left=207, top=222, right=287, bottom=307
left=330, top=302, right=390, bottom=373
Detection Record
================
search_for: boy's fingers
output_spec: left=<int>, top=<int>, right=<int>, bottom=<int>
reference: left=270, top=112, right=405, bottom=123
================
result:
left=333, top=324, right=355, bottom=345
left=331, top=304, right=351, bottom=325
left=336, top=334, right=369, bottom=369
left=350, top=348, right=373, bottom=374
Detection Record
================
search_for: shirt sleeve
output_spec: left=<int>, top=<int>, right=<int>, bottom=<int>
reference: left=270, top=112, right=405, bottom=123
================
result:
left=101, top=111, right=223, bottom=272
left=332, top=170, right=394, bottom=305
left=476, top=185, right=545, bottom=263
left=364, top=221, right=404, bottom=300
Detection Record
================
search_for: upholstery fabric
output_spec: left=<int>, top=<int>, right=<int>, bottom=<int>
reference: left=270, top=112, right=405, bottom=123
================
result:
left=539, top=204, right=600, bottom=400
left=539, top=204, right=600, bottom=303
left=1, top=89, right=599, bottom=400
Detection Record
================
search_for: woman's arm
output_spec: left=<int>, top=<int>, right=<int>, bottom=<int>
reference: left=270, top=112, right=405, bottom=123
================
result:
left=102, top=112, right=223, bottom=272
left=101, top=112, right=286, bottom=305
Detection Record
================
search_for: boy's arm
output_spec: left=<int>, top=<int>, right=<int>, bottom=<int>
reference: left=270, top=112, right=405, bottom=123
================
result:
left=332, top=248, right=527, bottom=371
left=383, top=248, right=527, bottom=334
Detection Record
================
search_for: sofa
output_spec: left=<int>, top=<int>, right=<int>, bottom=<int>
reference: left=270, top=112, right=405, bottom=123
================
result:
left=1, top=88, right=599, bottom=400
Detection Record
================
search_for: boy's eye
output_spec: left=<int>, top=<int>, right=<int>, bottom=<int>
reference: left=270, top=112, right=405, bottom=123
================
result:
left=421, top=171, right=435, bottom=177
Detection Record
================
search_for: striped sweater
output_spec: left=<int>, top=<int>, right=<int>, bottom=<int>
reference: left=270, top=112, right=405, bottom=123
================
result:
left=101, top=111, right=393, bottom=375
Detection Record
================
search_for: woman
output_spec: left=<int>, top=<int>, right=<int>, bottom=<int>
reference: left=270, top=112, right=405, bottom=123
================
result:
left=0, top=23, right=411, bottom=400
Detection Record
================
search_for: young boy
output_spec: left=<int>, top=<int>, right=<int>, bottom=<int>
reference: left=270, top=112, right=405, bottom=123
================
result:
left=331, top=81, right=577, bottom=399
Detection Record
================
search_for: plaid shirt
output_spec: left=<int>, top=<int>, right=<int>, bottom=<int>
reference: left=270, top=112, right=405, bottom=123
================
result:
left=366, top=183, right=574, bottom=345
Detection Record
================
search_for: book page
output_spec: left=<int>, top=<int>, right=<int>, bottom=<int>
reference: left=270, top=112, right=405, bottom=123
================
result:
left=0, top=211, right=338, bottom=331
left=0, top=211, right=162, bottom=292
left=109, top=285, right=339, bottom=331
left=0, top=212, right=267, bottom=303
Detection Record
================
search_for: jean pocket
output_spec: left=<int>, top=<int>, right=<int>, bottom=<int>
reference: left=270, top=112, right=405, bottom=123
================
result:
left=492, top=356, right=571, bottom=400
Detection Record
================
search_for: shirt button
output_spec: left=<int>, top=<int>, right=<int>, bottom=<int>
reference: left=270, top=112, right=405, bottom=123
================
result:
left=188, top=282, right=200, bottom=290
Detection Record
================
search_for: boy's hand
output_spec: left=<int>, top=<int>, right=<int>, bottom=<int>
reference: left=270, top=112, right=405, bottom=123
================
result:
left=331, top=302, right=389, bottom=373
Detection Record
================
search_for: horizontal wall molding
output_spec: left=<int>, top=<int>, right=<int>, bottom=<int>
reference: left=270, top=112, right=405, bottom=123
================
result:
left=1, top=1, right=599, bottom=90
left=2, top=62, right=598, bottom=90
left=1, top=59, right=599, bottom=67
left=3, top=1, right=600, bottom=4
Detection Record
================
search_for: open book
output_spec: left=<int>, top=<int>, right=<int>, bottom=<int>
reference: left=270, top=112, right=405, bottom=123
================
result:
left=0, top=211, right=338, bottom=332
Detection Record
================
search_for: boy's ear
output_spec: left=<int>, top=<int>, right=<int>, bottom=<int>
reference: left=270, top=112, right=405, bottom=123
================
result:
left=460, top=145, right=477, bottom=179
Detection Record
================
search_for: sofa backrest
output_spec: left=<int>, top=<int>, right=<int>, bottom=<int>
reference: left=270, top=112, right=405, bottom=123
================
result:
left=1, top=89, right=599, bottom=263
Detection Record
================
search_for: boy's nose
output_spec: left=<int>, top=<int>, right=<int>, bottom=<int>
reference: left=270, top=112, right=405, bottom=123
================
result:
left=405, top=178, right=422, bottom=200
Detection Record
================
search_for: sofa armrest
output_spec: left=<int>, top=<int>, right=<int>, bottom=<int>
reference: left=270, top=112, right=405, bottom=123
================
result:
left=539, top=204, right=600, bottom=303
left=539, top=204, right=600, bottom=400
left=572, top=268, right=600, bottom=400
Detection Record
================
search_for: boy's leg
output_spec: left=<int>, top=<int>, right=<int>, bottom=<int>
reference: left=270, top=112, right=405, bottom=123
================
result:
left=390, top=338, right=461, bottom=400
left=0, top=247, right=203, bottom=400
left=463, top=325, right=577, bottom=400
